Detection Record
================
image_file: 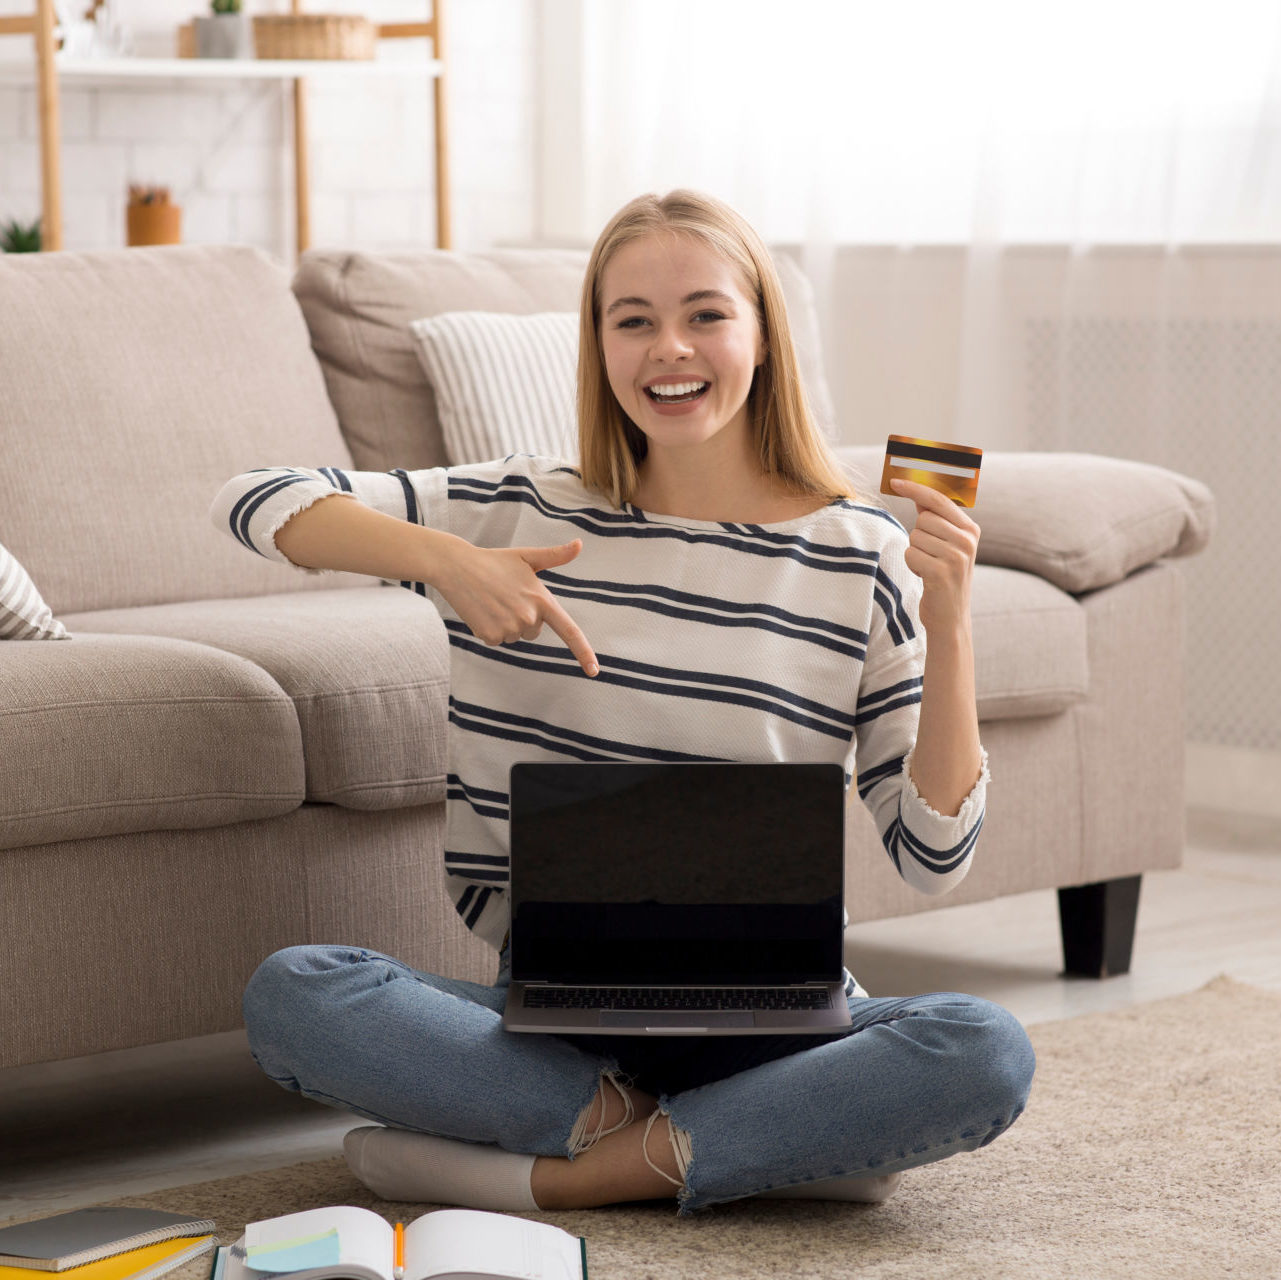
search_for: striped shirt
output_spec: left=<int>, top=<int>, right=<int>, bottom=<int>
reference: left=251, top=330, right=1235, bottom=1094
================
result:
left=213, top=455, right=988, bottom=988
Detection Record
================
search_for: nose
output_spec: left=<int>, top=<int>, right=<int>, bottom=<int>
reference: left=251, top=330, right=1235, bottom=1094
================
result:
left=648, top=323, right=693, bottom=362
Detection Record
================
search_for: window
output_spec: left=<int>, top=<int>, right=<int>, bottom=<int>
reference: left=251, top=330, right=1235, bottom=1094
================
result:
left=538, top=0, right=1281, bottom=245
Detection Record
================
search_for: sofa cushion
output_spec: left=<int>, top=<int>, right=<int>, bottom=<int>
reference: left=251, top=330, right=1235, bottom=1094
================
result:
left=293, top=248, right=837, bottom=472
left=294, top=249, right=588, bottom=472
left=837, top=444, right=1215, bottom=595
left=970, top=566, right=1088, bottom=720
left=409, top=311, right=578, bottom=463
left=0, top=633, right=303, bottom=851
left=0, top=245, right=361, bottom=615
left=62, top=587, right=451, bottom=810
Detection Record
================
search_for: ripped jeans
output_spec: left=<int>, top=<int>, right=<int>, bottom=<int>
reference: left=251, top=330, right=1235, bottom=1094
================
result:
left=242, top=945, right=1036, bottom=1213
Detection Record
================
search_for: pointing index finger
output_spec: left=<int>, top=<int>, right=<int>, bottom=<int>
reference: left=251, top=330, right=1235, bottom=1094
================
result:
left=544, top=597, right=599, bottom=677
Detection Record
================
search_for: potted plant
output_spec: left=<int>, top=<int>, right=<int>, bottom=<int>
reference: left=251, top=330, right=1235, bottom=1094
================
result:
left=126, top=185, right=181, bottom=246
left=1, top=217, right=41, bottom=252
left=193, top=0, right=253, bottom=59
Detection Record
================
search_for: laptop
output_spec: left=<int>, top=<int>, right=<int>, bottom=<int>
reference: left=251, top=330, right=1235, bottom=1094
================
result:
left=502, top=761, right=852, bottom=1035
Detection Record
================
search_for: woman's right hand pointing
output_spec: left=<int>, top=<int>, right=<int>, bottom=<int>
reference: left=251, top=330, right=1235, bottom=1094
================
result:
left=435, top=537, right=599, bottom=677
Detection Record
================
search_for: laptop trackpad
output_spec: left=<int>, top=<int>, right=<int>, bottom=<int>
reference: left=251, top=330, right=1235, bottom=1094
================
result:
left=599, top=1011, right=755, bottom=1030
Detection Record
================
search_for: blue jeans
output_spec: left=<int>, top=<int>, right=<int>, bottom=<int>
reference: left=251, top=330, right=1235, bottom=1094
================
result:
left=243, top=945, right=1035, bottom=1213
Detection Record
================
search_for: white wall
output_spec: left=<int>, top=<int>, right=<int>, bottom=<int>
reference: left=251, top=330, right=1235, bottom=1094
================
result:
left=0, top=0, right=537, bottom=257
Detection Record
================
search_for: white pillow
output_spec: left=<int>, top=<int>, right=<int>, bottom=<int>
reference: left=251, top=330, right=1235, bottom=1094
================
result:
left=409, top=311, right=578, bottom=463
left=0, top=542, right=70, bottom=640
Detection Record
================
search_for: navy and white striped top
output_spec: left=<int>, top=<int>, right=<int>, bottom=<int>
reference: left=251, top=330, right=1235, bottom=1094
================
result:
left=213, top=455, right=988, bottom=985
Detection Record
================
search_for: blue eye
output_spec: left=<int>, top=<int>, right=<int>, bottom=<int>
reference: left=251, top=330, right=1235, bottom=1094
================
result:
left=615, top=316, right=648, bottom=329
left=693, top=311, right=725, bottom=323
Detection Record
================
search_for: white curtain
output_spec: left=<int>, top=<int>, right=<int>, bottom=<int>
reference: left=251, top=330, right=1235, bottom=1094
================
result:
left=566, top=0, right=1281, bottom=246
left=543, top=0, right=1281, bottom=756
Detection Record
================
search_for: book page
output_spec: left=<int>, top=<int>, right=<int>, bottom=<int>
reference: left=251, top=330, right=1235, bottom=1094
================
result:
left=243, top=1208, right=392, bottom=1280
left=405, top=1212, right=580, bottom=1280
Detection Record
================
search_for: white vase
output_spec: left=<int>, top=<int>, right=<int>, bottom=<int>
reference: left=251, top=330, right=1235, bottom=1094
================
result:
left=192, top=13, right=253, bottom=59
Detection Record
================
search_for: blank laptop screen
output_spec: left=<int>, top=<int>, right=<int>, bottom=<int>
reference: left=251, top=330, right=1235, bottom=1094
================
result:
left=508, top=762, right=846, bottom=985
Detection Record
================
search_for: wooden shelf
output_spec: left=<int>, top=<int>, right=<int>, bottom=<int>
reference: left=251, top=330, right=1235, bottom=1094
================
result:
left=1, top=1, right=451, bottom=254
left=0, top=54, right=443, bottom=85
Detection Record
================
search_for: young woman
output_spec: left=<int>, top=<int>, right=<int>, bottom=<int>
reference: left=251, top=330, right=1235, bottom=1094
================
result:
left=212, top=190, right=1035, bottom=1215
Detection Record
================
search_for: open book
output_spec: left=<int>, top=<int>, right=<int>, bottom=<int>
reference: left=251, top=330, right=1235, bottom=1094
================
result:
left=223, top=1208, right=584, bottom=1280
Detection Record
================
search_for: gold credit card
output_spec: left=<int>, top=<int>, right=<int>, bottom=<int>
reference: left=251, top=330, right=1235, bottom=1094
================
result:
left=880, top=435, right=983, bottom=507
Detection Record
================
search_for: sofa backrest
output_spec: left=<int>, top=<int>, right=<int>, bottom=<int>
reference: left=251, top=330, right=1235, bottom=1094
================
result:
left=293, top=247, right=837, bottom=472
left=0, top=245, right=358, bottom=614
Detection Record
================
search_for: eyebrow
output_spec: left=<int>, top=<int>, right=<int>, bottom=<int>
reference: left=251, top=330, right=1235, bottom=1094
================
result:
left=604, top=288, right=737, bottom=317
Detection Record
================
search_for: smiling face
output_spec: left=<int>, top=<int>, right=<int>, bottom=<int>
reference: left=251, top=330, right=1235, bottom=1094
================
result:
left=597, top=232, right=766, bottom=461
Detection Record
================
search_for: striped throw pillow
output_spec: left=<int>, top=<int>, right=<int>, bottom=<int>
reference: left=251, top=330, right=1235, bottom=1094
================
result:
left=409, top=311, right=578, bottom=464
left=0, top=542, right=70, bottom=640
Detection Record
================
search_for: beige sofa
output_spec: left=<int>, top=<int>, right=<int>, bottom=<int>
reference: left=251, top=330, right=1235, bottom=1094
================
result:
left=0, top=245, right=1214, bottom=1071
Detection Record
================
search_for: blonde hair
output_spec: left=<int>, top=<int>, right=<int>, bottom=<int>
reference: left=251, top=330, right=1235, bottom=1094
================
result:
left=577, top=189, right=854, bottom=509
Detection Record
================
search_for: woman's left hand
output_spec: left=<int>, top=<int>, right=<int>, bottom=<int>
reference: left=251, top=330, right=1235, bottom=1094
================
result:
left=889, top=478, right=981, bottom=635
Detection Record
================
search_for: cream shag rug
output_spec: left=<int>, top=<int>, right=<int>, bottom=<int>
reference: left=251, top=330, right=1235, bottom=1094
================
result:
left=80, top=977, right=1281, bottom=1279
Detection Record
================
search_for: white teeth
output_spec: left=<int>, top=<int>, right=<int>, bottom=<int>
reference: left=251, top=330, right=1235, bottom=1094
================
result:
left=648, top=380, right=708, bottom=398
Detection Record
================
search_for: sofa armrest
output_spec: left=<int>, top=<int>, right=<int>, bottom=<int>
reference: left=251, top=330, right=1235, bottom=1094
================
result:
left=836, top=446, right=1216, bottom=595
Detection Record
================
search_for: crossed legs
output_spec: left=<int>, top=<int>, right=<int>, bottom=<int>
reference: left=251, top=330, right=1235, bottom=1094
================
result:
left=246, top=945, right=1035, bottom=1213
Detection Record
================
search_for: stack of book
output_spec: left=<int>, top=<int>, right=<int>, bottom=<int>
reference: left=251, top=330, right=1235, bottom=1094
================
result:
left=0, top=1209, right=216, bottom=1280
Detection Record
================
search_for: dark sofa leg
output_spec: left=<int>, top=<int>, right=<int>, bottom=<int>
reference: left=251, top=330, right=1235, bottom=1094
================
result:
left=1057, top=875, right=1142, bottom=978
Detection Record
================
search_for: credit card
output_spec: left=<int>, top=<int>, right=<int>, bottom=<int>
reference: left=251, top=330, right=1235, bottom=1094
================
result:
left=880, top=435, right=983, bottom=507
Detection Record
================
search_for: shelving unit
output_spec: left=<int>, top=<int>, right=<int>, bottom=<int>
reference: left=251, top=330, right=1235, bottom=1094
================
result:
left=0, top=0, right=450, bottom=253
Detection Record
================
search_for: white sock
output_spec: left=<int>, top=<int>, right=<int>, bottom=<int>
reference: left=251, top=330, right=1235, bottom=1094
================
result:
left=343, top=1126, right=538, bottom=1211
left=758, top=1171, right=903, bottom=1203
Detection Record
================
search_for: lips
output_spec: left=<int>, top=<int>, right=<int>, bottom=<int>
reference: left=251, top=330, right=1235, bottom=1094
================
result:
left=644, top=380, right=710, bottom=404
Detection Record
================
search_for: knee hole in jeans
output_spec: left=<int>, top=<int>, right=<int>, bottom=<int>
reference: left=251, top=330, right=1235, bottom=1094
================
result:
left=566, top=1069, right=635, bottom=1157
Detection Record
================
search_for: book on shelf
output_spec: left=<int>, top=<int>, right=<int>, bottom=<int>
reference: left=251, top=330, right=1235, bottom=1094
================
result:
left=223, top=1207, right=584, bottom=1280
left=0, top=1237, right=215, bottom=1280
left=0, top=1211, right=217, bottom=1273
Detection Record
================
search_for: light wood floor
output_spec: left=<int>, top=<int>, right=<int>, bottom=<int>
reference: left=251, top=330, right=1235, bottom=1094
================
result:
left=3, top=808, right=1279, bottom=1222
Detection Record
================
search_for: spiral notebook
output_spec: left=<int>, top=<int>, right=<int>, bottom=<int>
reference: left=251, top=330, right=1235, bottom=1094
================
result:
left=0, top=1211, right=216, bottom=1273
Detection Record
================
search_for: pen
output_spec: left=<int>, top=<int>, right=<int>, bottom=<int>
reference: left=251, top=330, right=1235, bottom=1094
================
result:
left=393, top=1222, right=405, bottom=1280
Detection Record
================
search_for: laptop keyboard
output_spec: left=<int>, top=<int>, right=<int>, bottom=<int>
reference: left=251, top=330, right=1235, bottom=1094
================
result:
left=523, top=986, right=832, bottom=1011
